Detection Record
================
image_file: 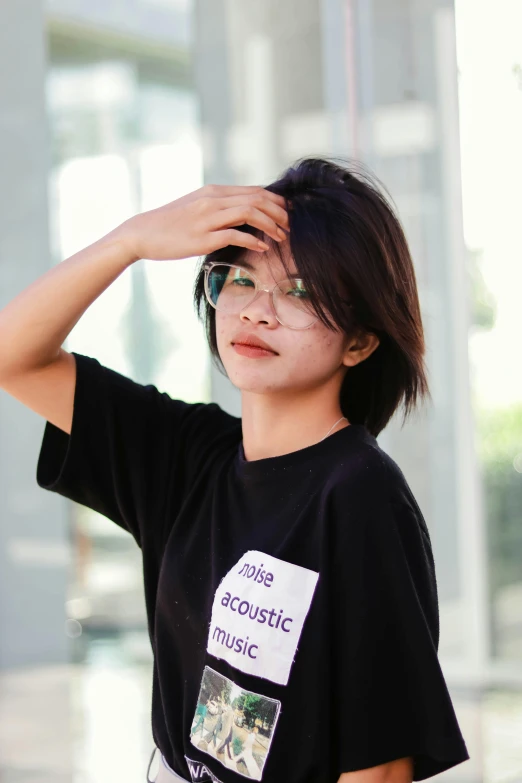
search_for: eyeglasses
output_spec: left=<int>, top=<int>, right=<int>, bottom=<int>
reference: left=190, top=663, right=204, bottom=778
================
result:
left=203, top=261, right=320, bottom=329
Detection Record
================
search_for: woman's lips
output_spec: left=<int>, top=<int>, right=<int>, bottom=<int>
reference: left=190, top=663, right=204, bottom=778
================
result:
left=232, top=343, right=278, bottom=358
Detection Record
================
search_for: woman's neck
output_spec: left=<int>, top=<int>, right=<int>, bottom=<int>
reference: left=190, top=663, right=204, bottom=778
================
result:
left=240, top=391, right=350, bottom=461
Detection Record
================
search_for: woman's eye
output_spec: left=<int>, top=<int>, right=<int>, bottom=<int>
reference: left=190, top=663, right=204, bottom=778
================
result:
left=288, top=288, right=310, bottom=298
left=232, top=278, right=255, bottom=287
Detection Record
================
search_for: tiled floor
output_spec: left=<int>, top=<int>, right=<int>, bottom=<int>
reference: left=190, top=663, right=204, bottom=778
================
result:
left=1, top=662, right=521, bottom=783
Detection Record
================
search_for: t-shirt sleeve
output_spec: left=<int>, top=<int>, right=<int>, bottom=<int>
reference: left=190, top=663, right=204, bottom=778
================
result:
left=36, top=351, right=237, bottom=550
left=329, top=463, right=470, bottom=781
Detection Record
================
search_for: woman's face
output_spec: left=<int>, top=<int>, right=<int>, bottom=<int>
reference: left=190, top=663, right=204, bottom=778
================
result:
left=215, top=242, right=353, bottom=397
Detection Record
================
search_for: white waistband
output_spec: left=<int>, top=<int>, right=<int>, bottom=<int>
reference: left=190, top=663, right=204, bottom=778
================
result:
left=147, top=746, right=191, bottom=783
left=161, top=753, right=191, bottom=782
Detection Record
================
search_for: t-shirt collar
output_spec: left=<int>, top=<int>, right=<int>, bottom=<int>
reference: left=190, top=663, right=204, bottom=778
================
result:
left=234, top=423, right=370, bottom=483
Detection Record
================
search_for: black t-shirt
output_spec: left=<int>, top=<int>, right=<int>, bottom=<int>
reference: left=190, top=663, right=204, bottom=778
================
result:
left=36, top=352, right=470, bottom=783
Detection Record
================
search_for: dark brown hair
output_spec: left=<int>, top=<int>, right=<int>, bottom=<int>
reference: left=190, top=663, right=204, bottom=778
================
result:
left=193, top=155, right=431, bottom=437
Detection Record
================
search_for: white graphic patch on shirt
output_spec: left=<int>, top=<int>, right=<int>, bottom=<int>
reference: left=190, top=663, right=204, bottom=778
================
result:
left=207, top=550, right=319, bottom=686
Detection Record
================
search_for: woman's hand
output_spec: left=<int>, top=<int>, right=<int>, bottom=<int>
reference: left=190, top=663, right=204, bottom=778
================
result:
left=117, top=184, right=290, bottom=262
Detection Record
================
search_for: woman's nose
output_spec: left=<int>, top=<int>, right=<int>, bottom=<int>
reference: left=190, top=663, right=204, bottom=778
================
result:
left=239, top=287, right=277, bottom=323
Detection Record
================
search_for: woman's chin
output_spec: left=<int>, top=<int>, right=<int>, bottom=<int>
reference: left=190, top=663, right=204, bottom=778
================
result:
left=225, top=369, right=284, bottom=394
left=231, top=379, right=280, bottom=394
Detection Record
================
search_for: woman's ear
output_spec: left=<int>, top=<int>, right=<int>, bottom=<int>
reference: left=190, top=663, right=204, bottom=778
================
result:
left=342, top=329, right=380, bottom=367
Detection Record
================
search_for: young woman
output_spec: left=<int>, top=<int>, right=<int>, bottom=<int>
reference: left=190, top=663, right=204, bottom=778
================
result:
left=0, top=156, right=470, bottom=783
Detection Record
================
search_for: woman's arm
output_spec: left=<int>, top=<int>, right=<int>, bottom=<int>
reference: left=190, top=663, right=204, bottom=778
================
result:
left=338, top=756, right=413, bottom=783
left=0, top=184, right=289, bottom=433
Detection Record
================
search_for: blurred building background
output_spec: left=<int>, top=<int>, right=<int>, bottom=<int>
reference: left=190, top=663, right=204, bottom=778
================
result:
left=0, top=0, right=521, bottom=781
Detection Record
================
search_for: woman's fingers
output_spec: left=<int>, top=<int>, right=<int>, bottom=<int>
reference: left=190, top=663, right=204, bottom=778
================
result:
left=213, top=192, right=290, bottom=232
left=202, top=184, right=287, bottom=213
left=205, top=228, right=271, bottom=254
left=205, top=204, right=287, bottom=243
left=120, top=183, right=289, bottom=261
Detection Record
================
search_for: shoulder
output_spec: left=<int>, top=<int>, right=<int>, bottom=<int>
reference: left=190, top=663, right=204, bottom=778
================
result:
left=177, top=400, right=243, bottom=470
left=327, top=433, right=416, bottom=512
left=326, top=433, right=432, bottom=546
left=326, top=434, right=440, bottom=642
left=180, top=398, right=241, bottom=435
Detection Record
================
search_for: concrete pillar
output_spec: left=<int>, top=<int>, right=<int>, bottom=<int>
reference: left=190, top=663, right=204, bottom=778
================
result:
left=0, top=1, right=70, bottom=669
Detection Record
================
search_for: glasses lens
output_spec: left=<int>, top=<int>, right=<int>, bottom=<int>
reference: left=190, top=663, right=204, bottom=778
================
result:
left=205, top=264, right=318, bottom=328
left=206, top=264, right=257, bottom=312
left=273, top=278, right=317, bottom=328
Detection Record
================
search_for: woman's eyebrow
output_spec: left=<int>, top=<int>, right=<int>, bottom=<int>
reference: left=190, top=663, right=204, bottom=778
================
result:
left=236, top=256, right=302, bottom=282
left=238, top=258, right=301, bottom=278
left=238, top=257, right=256, bottom=271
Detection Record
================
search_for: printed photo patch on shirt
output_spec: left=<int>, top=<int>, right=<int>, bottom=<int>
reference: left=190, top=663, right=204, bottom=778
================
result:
left=207, top=550, right=319, bottom=686
left=189, top=665, right=281, bottom=780
left=185, top=755, right=224, bottom=783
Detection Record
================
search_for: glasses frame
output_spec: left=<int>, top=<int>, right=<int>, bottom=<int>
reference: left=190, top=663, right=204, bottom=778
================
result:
left=203, top=261, right=320, bottom=330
